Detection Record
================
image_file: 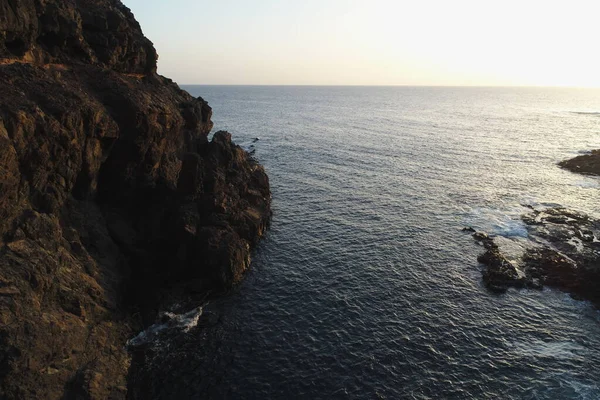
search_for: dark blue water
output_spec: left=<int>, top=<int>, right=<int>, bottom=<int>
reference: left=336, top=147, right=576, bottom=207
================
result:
left=159, top=87, right=600, bottom=399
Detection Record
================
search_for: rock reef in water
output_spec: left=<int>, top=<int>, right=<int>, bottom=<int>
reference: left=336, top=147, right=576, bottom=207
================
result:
left=472, top=147, right=600, bottom=306
left=472, top=207, right=600, bottom=307
left=0, top=0, right=271, bottom=398
left=559, top=150, right=600, bottom=176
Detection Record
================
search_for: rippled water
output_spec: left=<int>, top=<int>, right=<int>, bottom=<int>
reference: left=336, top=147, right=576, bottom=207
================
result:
left=153, top=86, right=600, bottom=399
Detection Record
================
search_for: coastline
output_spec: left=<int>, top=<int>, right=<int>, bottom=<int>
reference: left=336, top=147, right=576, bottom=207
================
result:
left=1, top=2, right=598, bottom=397
left=471, top=150, right=600, bottom=308
left=0, top=1, right=270, bottom=398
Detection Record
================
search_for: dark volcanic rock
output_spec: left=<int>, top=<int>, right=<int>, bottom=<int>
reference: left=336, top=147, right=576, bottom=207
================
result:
left=478, top=247, right=524, bottom=292
left=522, top=208, right=600, bottom=304
left=473, top=232, right=529, bottom=292
left=0, top=0, right=157, bottom=73
left=0, top=1, right=271, bottom=398
left=559, top=150, right=600, bottom=176
left=472, top=208, right=600, bottom=306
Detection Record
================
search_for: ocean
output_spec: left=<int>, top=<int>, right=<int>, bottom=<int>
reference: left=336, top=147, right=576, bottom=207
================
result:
left=143, top=86, right=600, bottom=399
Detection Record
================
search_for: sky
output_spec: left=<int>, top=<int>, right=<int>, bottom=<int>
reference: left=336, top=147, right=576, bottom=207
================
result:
left=122, top=0, right=600, bottom=87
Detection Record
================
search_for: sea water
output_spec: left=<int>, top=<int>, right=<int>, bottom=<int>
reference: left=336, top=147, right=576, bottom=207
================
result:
left=145, top=86, right=600, bottom=399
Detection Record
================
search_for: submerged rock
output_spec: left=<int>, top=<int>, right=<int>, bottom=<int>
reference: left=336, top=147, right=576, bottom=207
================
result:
left=0, top=0, right=271, bottom=398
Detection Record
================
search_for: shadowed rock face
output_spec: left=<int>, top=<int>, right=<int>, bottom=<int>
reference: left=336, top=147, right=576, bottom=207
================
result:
left=0, top=0, right=157, bottom=73
left=0, top=0, right=271, bottom=398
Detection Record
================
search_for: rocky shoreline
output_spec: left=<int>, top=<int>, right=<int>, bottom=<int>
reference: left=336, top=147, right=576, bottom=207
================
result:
left=0, top=1, right=270, bottom=398
left=470, top=151, right=600, bottom=308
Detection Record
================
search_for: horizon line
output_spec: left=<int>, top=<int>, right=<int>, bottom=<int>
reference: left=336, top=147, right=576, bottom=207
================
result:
left=177, top=83, right=600, bottom=89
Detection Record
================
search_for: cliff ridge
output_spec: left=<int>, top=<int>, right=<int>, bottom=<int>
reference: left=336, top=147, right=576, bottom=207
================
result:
left=0, top=1, right=271, bottom=398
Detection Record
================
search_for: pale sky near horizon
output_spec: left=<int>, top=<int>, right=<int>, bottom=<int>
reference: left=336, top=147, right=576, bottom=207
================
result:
left=122, top=0, right=600, bottom=87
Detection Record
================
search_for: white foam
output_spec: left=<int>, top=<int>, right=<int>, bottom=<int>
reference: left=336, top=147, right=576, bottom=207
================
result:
left=127, top=305, right=205, bottom=347
left=544, top=371, right=600, bottom=399
left=464, top=207, right=528, bottom=238
left=494, top=236, right=530, bottom=262
left=572, top=180, right=600, bottom=189
left=509, top=339, right=584, bottom=360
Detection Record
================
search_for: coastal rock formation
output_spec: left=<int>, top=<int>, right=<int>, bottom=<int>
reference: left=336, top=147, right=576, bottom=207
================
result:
left=473, top=207, right=600, bottom=306
left=0, top=0, right=271, bottom=398
left=559, top=150, right=600, bottom=176
left=475, top=235, right=533, bottom=292
left=472, top=149, right=600, bottom=305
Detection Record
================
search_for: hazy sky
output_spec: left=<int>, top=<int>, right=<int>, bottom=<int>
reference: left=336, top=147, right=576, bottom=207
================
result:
left=123, top=0, right=600, bottom=86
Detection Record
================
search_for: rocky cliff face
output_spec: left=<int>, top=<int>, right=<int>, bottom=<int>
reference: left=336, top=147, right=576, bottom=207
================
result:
left=0, top=1, right=271, bottom=398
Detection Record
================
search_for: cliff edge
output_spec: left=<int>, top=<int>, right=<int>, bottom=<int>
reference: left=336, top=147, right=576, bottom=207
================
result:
left=0, top=0, right=271, bottom=398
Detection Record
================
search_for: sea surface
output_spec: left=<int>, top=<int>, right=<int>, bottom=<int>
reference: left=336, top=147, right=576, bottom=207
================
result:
left=148, top=86, right=600, bottom=399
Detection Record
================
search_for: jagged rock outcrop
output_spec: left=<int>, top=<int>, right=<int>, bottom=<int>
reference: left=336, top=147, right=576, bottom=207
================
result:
left=1, top=0, right=157, bottom=73
left=472, top=207, right=600, bottom=307
left=0, top=1, right=271, bottom=398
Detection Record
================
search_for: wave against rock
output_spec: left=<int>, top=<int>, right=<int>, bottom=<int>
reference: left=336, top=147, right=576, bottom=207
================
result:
left=0, top=1, right=271, bottom=398
left=471, top=207, right=600, bottom=307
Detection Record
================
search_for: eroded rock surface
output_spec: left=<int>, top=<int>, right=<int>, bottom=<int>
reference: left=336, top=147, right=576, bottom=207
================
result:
left=0, top=1, right=271, bottom=398
left=472, top=207, right=600, bottom=306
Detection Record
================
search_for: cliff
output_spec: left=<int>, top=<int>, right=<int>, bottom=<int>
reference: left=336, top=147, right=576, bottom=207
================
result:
left=0, top=0, right=271, bottom=398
